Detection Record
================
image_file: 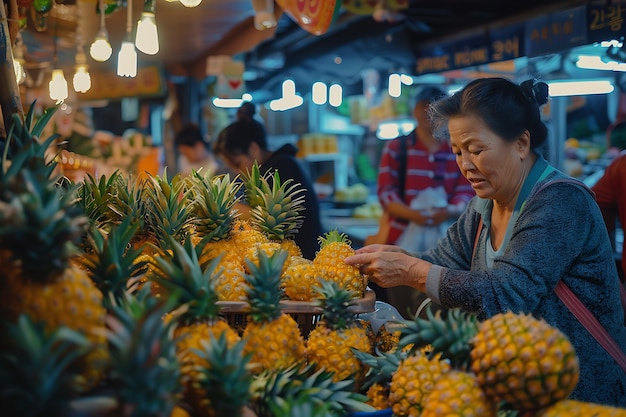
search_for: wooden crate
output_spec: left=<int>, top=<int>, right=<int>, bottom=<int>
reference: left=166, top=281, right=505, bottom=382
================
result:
left=217, top=288, right=376, bottom=337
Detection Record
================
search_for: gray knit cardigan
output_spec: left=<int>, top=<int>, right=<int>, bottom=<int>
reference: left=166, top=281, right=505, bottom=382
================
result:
left=421, top=167, right=626, bottom=407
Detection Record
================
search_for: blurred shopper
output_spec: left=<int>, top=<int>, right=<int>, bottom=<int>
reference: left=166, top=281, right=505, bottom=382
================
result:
left=174, top=123, right=219, bottom=177
left=592, top=151, right=626, bottom=281
left=346, top=78, right=626, bottom=407
left=375, top=86, right=474, bottom=317
left=213, top=103, right=323, bottom=260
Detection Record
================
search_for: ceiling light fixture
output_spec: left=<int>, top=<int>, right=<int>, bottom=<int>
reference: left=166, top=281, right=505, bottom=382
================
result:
left=179, top=0, right=202, bottom=8
left=73, top=46, right=91, bottom=93
left=13, top=32, right=26, bottom=85
left=49, top=22, right=68, bottom=102
left=90, top=0, right=113, bottom=62
left=135, top=0, right=159, bottom=55
left=548, top=80, right=615, bottom=97
left=328, top=84, right=342, bottom=107
left=117, top=0, right=137, bottom=77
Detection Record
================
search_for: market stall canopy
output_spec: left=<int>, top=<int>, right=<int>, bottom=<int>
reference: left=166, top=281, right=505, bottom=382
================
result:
left=11, top=0, right=619, bottom=95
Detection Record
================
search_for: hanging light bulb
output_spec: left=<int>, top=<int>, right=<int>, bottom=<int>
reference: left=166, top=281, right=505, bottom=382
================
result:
left=118, top=0, right=137, bottom=77
left=49, top=19, right=68, bottom=102
left=179, top=0, right=202, bottom=8
left=73, top=47, right=91, bottom=93
left=13, top=32, right=27, bottom=85
left=135, top=0, right=159, bottom=55
left=90, top=0, right=113, bottom=61
left=49, top=69, right=69, bottom=101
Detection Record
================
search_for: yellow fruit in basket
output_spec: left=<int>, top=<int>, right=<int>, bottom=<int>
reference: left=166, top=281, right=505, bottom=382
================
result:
left=243, top=250, right=305, bottom=373
left=281, top=256, right=324, bottom=301
left=314, top=230, right=367, bottom=297
left=306, top=280, right=372, bottom=384
left=421, top=370, right=497, bottom=417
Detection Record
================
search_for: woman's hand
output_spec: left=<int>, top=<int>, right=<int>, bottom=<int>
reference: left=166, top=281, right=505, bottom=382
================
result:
left=344, top=245, right=431, bottom=292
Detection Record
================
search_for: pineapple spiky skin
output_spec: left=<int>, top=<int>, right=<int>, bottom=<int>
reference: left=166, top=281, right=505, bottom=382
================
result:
left=421, top=370, right=497, bottom=417
left=306, top=280, right=372, bottom=384
left=281, top=256, right=323, bottom=301
left=389, top=351, right=451, bottom=417
left=397, top=307, right=581, bottom=414
left=314, top=230, right=367, bottom=297
left=242, top=249, right=306, bottom=374
left=470, top=311, right=580, bottom=413
left=366, top=383, right=390, bottom=410
left=534, top=399, right=626, bottom=417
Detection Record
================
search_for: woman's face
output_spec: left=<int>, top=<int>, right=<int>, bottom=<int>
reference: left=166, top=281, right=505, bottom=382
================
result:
left=449, top=114, right=530, bottom=203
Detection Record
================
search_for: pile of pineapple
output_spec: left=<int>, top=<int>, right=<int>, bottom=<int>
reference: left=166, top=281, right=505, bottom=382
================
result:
left=1, top=106, right=625, bottom=417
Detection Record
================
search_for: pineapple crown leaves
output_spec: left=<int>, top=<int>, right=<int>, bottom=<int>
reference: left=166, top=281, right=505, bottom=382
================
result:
left=250, top=169, right=305, bottom=241
left=0, top=314, right=91, bottom=417
left=144, top=170, right=195, bottom=245
left=147, top=236, right=223, bottom=323
left=244, top=248, right=289, bottom=323
left=352, top=349, right=406, bottom=389
left=318, top=229, right=352, bottom=249
left=192, top=333, right=254, bottom=416
left=250, top=362, right=376, bottom=417
left=398, top=305, right=479, bottom=370
left=105, top=288, right=183, bottom=416
left=241, top=161, right=266, bottom=208
left=0, top=171, right=88, bottom=279
left=75, top=170, right=122, bottom=227
left=314, top=279, right=358, bottom=330
left=76, top=218, right=146, bottom=308
left=106, top=174, right=150, bottom=231
left=2, top=104, right=59, bottom=170
left=189, top=172, right=242, bottom=240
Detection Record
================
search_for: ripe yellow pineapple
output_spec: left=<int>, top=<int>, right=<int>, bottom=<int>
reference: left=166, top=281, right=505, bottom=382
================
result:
left=281, top=256, right=324, bottom=301
left=0, top=108, right=108, bottom=392
left=146, top=237, right=241, bottom=415
left=306, top=280, right=372, bottom=384
left=314, top=230, right=367, bottom=297
left=389, top=351, right=451, bottom=417
left=421, top=370, right=497, bottom=417
left=535, top=399, right=626, bottom=417
left=187, top=173, right=248, bottom=301
left=242, top=249, right=306, bottom=374
left=397, top=307, right=580, bottom=414
left=470, top=311, right=579, bottom=412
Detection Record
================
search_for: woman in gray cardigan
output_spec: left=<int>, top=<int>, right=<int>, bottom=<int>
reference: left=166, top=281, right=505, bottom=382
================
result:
left=346, top=77, right=626, bottom=407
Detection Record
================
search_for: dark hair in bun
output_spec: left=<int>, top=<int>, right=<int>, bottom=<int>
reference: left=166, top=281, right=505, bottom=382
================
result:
left=429, top=77, right=549, bottom=152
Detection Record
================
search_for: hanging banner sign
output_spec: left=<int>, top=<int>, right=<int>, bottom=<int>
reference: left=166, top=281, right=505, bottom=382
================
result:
left=415, top=30, right=489, bottom=75
left=587, top=0, right=626, bottom=43
left=525, top=6, right=587, bottom=57
left=80, top=66, right=165, bottom=101
left=489, top=22, right=524, bottom=63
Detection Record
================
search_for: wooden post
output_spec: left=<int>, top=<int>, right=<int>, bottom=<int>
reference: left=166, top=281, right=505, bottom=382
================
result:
left=0, top=0, right=24, bottom=139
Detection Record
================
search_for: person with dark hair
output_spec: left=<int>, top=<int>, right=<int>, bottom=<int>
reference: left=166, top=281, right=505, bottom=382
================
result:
left=346, top=78, right=626, bottom=406
left=213, top=104, right=323, bottom=260
left=375, top=85, right=474, bottom=316
left=174, top=123, right=219, bottom=176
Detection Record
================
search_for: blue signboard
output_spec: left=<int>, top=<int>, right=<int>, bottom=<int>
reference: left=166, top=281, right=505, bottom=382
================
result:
left=587, top=0, right=626, bottom=43
left=525, top=6, right=587, bottom=57
left=489, top=22, right=525, bottom=62
left=415, top=29, right=489, bottom=75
